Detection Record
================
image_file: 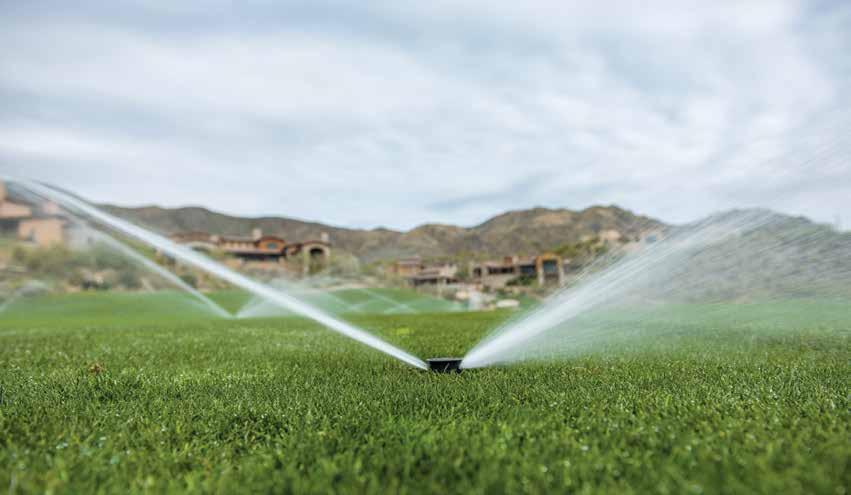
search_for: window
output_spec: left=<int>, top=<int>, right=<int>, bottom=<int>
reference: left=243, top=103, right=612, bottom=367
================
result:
left=266, top=242, right=278, bottom=249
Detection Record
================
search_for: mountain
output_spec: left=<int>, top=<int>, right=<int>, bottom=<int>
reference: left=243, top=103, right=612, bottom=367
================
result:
left=101, top=204, right=664, bottom=262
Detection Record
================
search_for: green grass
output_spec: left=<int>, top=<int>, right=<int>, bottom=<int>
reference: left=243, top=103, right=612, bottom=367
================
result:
left=0, top=291, right=227, bottom=325
left=198, top=287, right=463, bottom=317
left=0, top=293, right=848, bottom=494
left=0, top=287, right=464, bottom=324
left=331, top=288, right=465, bottom=314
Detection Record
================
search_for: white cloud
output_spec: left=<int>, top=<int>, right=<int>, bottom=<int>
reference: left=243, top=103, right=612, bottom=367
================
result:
left=0, top=0, right=848, bottom=229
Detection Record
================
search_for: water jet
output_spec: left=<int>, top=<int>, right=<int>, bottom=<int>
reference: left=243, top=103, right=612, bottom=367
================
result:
left=14, top=178, right=429, bottom=370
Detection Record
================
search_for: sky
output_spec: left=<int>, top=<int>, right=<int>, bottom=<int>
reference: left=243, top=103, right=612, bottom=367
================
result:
left=1, top=0, right=850, bottom=230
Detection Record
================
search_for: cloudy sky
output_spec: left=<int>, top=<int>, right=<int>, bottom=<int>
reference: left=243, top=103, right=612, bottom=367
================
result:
left=1, top=1, right=849, bottom=230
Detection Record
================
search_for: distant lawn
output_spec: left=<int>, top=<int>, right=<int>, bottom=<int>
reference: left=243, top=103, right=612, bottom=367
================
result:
left=0, top=290, right=226, bottom=325
left=212, top=286, right=466, bottom=318
left=331, top=287, right=466, bottom=314
left=0, top=294, right=848, bottom=493
left=0, top=287, right=466, bottom=324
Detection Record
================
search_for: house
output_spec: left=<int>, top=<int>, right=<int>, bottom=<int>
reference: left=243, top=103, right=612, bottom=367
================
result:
left=17, top=218, right=65, bottom=246
left=410, top=263, right=459, bottom=287
left=0, top=180, right=66, bottom=247
left=390, top=257, right=425, bottom=278
left=390, top=257, right=459, bottom=287
left=470, top=253, right=564, bottom=289
left=170, top=228, right=330, bottom=273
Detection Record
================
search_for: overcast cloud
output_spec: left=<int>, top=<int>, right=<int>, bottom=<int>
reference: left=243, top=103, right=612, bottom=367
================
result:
left=1, top=0, right=849, bottom=229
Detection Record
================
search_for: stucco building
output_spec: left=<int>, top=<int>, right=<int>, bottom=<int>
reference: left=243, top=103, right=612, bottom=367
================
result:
left=170, top=228, right=330, bottom=273
left=470, top=253, right=565, bottom=289
left=0, top=180, right=66, bottom=247
left=390, top=257, right=460, bottom=287
left=410, top=263, right=459, bottom=287
left=390, top=257, right=425, bottom=278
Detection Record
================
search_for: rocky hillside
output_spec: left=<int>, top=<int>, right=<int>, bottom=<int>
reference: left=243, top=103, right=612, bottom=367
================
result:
left=102, top=204, right=664, bottom=262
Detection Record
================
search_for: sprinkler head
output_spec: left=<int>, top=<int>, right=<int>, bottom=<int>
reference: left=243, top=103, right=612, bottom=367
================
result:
left=427, top=357, right=462, bottom=373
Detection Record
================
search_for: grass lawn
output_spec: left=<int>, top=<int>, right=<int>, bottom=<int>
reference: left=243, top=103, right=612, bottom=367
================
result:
left=229, top=287, right=467, bottom=317
left=0, top=293, right=848, bottom=493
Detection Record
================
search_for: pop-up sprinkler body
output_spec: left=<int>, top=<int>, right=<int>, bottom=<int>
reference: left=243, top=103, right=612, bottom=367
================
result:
left=427, top=358, right=462, bottom=373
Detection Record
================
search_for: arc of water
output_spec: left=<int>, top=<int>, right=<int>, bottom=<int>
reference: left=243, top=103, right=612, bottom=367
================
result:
left=0, top=281, right=49, bottom=314
left=361, top=288, right=417, bottom=314
left=307, top=288, right=364, bottom=314
left=18, top=179, right=427, bottom=370
left=461, top=211, right=776, bottom=368
left=236, top=286, right=363, bottom=318
left=84, top=228, right=232, bottom=319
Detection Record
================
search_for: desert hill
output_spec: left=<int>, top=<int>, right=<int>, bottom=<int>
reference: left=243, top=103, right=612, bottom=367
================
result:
left=102, top=204, right=663, bottom=262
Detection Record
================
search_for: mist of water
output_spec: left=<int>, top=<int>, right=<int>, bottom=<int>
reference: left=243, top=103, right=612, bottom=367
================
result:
left=462, top=209, right=851, bottom=368
left=236, top=278, right=363, bottom=318
left=82, top=227, right=233, bottom=319
left=361, top=288, right=417, bottom=314
left=237, top=279, right=465, bottom=317
left=0, top=280, right=49, bottom=313
left=16, top=179, right=427, bottom=370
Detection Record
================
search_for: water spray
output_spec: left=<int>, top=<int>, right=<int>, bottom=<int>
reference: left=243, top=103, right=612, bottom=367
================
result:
left=83, top=227, right=233, bottom=319
left=14, top=179, right=428, bottom=370
left=461, top=209, right=851, bottom=369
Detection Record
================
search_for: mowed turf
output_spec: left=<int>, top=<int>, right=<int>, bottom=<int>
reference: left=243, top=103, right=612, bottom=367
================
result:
left=0, top=293, right=848, bottom=494
left=230, top=287, right=467, bottom=317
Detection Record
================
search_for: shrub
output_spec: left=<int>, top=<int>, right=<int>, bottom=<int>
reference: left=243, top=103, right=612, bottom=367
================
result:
left=179, top=273, right=199, bottom=289
left=117, top=270, right=142, bottom=290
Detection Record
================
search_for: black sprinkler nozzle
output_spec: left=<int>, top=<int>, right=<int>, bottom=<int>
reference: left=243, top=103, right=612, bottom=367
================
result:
left=427, top=357, right=463, bottom=373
